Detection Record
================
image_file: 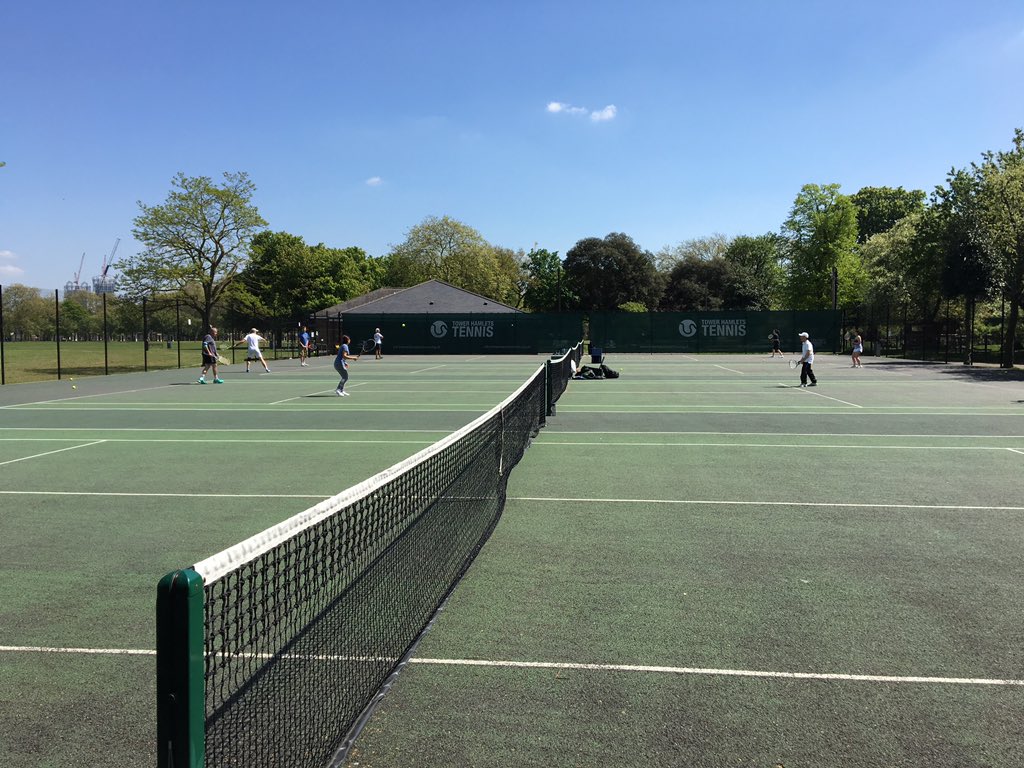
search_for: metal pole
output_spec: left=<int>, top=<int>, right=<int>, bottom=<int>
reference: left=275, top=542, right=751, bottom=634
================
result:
left=103, top=293, right=109, bottom=375
left=944, top=299, right=950, bottom=364
left=176, top=300, right=182, bottom=368
left=0, top=284, right=5, bottom=385
left=55, top=289, right=62, bottom=380
left=143, top=297, right=149, bottom=372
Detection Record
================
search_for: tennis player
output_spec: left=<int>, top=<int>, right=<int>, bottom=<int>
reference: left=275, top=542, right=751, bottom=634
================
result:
left=198, top=326, right=224, bottom=384
left=299, top=326, right=311, bottom=366
left=241, top=328, right=271, bottom=373
left=373, top=327, right=384, bottom=359
left=333, top=335, right=359, bottom=396
left=797, top=331, right=817, bottom=387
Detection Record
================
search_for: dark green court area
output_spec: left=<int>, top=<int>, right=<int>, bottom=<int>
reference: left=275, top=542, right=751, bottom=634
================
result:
left=1, top=354, right=1022, bottom=767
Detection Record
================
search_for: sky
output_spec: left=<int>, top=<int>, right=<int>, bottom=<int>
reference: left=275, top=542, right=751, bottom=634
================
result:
left=2, top=0, right=1023, bottom=291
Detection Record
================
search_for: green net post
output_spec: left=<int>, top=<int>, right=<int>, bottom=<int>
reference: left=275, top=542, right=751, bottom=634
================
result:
left=156, top=568, right=205, bottom=768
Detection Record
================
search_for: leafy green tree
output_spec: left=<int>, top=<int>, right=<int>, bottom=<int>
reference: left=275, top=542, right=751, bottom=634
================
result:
left=850, top=186, right=927, bottom=243
left=522, top=248, right=575, bottom=311
left=723, top=234, right=786, bottom=310
left=60, top=292, right=102, bottom=339
left=660, top=255, right=754, bottom=311
left=230, top=231, right=376, bottom=327
left=563, top=233, right=661, bottom=311
left=782, top=184, right=863, bottom=309
left=1, top=284, right=52, bottom=340
left=944, top=128, right=1024, bottom=367
left=118, top=172, right=267, bottom=329
left=653, top=234, right=730, bottom=272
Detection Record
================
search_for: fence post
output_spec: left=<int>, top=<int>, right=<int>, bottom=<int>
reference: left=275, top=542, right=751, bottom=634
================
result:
left=55, top=289, right=62, bottom=380
left=1, top=284, right=5, bottom=385
left=156, top=568, right=205, bottom=768
left=103, top=293, right=109, bottom=376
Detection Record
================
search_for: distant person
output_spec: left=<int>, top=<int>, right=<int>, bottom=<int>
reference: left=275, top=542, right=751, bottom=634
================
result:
left=373, top=327, right=384, bottom=359
left=299, top=326, right=311, bottom=366
left=198, top=326, right=224, bottom=384
left=851, top=333, right=864, bottom=368
left=769, top=329, right=783, bottom=358
left=797, top=331, right=817, bottom=387
left=240, top=328, right=271, bottom=373
left=333, top=335, right=359, bottom=396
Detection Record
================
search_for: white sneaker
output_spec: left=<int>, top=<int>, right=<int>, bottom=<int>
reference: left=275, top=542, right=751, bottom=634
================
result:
left=341, top=391, right=350, bottom=396
left=335, top=389, right=343, bottom=396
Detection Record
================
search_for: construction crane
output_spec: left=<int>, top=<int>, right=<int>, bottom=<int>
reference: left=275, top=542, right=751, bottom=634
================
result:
left=66, top=253, right=87, bottom=294
left=104, top=238, right=119, bottom=275
left=93, top=238, right=120, bottom=294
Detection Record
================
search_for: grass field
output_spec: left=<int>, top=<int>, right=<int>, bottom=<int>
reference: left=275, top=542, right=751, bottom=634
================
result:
left=0, top=340, right=307, bottom=384
left=1, top=352, right=1022, bottom=767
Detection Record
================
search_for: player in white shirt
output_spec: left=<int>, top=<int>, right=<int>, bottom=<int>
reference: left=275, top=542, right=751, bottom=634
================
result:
left=241, top=328, right=271, bottom=373
left=797, top=331, right=817, bottom=387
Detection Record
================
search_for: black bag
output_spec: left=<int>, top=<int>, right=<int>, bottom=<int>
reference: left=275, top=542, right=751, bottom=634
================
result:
left=600, top=364, right=620, bottom=379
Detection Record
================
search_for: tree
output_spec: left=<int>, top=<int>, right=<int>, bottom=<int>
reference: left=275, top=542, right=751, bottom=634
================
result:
left=723, top=233, right=786, bottom=310
left=118, top=172, right=267, bottom=329
left=522, top=248, right=575, bottom=312
left=850, top=186, right=927, bottom=243
left=563, top=233, right=661, bottom=311
left=230, top=231, right=376, bottom=325
left=782, top=184, right=863, bottom=309
left=947, top=128, right=1024, bottom=367
left=654, top=234, right=730, bottom=272
left=1, top=284, right=52, bottom=340
left=383, top=215, right=525, bottom=305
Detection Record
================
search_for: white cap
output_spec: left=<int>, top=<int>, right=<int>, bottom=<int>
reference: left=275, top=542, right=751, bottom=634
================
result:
left=798, top=331, right=809, bottom=338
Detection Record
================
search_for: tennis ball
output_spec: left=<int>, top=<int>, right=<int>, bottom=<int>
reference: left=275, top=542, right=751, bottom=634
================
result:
left=72, top=385, right=77, bottom=390
left=402, top=323, right=406, bottom=327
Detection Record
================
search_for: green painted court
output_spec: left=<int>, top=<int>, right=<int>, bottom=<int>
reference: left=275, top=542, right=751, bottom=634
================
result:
left=1, top=353, right=1022, bottom=767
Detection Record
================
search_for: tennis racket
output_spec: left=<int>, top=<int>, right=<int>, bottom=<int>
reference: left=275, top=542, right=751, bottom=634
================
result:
left=217, top=354, right=230, bottom=365
left=358, top=338, right=376, bottom=356
left=789, top=359, right=800, bottom=369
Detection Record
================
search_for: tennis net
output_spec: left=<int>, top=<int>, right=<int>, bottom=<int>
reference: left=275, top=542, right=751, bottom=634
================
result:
left=157, top=351, right=580, bottom=768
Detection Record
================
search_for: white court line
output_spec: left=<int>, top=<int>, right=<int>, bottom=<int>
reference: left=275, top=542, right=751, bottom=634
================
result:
left=270, top=382, right=369, bottom=404
left=535, top=441, right=1016, bottom=451
left=713, top=365, right=745, bottom=375
left=412, top=658, right=1024, bottom=687
left=1009, top=448, right=1024, bottom=455
left=0, top=427, right=451, bottom=433
left=798, top=389, right=863, bottom=407
left=545, top=430, right=1024, bottom=438
left=510, top=496, right=1024, bottom=512
left=0, top=490, right=325, bottom=498
left=408, top=364, right=448, bottom=374
left=0, top=383, right=173, bottom=408
left=0, top=441, right=106, bottom=467
left=0, top=437, right=433, bottom=445
left=0, top=645, right=1018, bottom=687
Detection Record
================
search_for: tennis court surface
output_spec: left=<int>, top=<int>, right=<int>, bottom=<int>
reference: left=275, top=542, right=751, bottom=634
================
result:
left=2, top=352, right=1023, bottom=766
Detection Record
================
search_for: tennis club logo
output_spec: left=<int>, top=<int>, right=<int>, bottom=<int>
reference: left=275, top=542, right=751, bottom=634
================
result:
left=678, top=318, right=747, bottom=337
left=430, top=320, right=448, bottom=338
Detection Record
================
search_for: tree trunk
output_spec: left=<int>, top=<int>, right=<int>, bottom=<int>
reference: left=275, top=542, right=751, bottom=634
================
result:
left=1003, top=296, right=1020, bottom=368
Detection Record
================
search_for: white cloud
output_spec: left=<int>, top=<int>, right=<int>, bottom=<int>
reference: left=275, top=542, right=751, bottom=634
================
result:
left=546, top=101, right=587, bottom=116
left=547, top=101, right=616, bottom=122
left=365, top=176, right=383, bottom=187
left=0, top=250, right=24, bottom=277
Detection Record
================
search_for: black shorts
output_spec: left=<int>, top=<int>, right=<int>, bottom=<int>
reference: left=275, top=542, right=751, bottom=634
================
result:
left=202, top=353, right=216, bottom=365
